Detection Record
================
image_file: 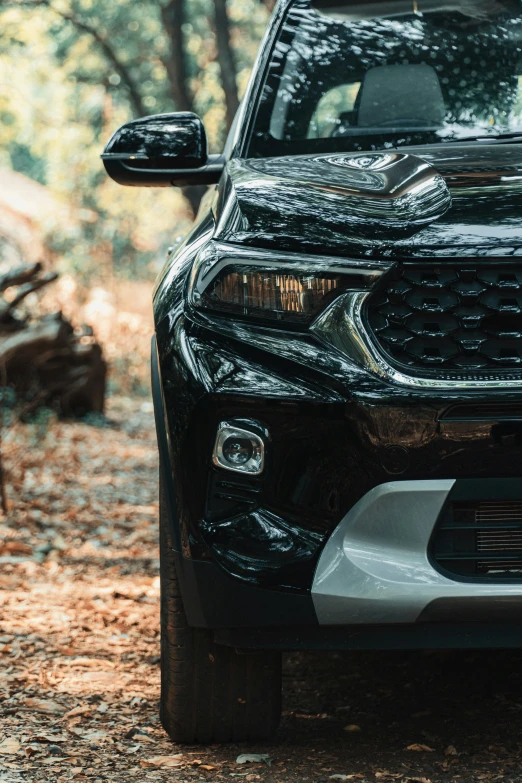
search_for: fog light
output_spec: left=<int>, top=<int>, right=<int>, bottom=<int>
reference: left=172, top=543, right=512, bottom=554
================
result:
left=222, top=437, right=253, bottom=466
left=213, top=423, right=265, bottom=475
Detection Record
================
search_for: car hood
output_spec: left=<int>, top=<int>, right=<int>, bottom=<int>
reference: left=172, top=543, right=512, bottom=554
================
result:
left=216, top=144, right=522, bottom=259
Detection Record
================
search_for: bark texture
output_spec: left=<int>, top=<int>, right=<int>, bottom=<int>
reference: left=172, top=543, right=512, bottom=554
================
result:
left=214, top=0, right=240, bottom=130
left=161, top=0, right=193, bottom=112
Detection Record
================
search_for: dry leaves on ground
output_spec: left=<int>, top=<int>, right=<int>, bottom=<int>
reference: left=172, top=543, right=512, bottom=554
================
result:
left=1, top=396, right=522, bottom=783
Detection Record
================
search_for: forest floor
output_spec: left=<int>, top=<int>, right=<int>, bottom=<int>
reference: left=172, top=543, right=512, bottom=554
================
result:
left=1, top=396, right=522, bottom=783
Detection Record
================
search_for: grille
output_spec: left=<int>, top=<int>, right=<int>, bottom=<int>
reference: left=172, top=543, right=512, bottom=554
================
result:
left=366, top=263, right=522, bottom=378
left=432, top=500, right=522, bottom=579
left=206, top=474, right=261, bottom=522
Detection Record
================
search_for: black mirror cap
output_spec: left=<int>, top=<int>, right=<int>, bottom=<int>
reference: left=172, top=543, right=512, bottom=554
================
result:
left=101, top=112, right=225, bottom=187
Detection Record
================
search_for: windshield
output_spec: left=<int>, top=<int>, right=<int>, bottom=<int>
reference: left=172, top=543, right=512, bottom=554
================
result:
left=248, top=0, right=522, bottom=157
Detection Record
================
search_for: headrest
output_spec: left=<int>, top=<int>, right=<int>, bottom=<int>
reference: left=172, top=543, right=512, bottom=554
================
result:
left=356, top=64, right=446, bottom=128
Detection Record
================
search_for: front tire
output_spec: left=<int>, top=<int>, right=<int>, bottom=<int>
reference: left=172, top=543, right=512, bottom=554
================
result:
left=159, top=480, right=282, bottom=743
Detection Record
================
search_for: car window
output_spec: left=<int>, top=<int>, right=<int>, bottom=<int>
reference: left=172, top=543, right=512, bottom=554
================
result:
left=249, top=0, right=522, bottom=158
left=307, top=82, right=361, bottom=139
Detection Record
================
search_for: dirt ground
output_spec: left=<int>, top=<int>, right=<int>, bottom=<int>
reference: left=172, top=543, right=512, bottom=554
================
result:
left=1, top=397, right=522, bottom=783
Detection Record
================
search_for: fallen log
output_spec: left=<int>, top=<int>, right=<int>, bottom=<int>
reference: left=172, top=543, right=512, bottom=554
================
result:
left=0, top=267, right=107, bottom=417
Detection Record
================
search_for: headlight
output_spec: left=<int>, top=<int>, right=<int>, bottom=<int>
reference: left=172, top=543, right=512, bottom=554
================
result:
left=189, top=242, right=387, bottom=327
left=197, top=266, right=345, bottom=324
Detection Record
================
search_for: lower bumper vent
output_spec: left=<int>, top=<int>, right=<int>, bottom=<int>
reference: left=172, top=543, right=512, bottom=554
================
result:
left=432, top=500, right=522, bottom=580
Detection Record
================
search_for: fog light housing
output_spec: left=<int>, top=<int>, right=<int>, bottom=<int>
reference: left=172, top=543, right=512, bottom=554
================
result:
left=213, top=423, right=265, bottom=475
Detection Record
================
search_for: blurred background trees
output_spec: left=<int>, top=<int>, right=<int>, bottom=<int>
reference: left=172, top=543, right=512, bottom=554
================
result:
left=0, top=0, right=271, bottom=283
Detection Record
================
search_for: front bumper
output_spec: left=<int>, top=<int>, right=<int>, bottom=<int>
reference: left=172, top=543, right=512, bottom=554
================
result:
left=313, top=479, right=522, bottom=626
left=212, top=477, right=522, bottom=650
left=154, top=313, right=522, bottom=639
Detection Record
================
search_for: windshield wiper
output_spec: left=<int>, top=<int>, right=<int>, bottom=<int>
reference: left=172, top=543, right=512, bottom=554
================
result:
left=448, top=132, right=522, bottom=144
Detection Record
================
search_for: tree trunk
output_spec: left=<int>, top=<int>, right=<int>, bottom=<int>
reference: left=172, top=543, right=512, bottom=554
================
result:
left=160, top=0, right=208, bottom=217
left=161, top=0, right=193, bottom=112
left=214, top=0, right=239, bottom=131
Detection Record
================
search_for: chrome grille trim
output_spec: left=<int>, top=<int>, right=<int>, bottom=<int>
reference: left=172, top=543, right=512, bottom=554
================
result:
left=366, top=262, right=522, bottom=378
left=331, top=291, right=522, bottom=389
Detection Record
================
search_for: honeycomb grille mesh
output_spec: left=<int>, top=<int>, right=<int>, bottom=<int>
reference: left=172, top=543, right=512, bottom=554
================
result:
left=366, top=263, right=522, bottom=377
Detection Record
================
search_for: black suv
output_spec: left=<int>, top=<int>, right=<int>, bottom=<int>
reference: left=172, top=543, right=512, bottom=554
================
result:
left=103, top=0, right=522, bottom=744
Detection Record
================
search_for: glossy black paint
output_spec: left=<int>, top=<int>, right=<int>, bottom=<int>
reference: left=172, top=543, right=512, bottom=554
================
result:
left=216, top=151, right=452, bottom=246
left=102, top=0, right=522, bottom=612
left=104, top=112, right=207, bottom=162
left=102, top=112, right=225, bottom=187
left=215, top=144, right=522, bottom=258
left=152, top=132, right=522, bottom=596
left=154, top=141, right=522, bottom=592
left=152, top=340, right=318, bottom=626
left=154, top=296, right=522, bottom=594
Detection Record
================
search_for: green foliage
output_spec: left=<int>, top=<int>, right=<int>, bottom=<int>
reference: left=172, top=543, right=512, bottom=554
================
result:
left=0, top=0, right=270, bottom=282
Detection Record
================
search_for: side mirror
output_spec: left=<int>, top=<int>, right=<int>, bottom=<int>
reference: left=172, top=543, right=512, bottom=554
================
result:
left=101, top=112, right=225, bottom=187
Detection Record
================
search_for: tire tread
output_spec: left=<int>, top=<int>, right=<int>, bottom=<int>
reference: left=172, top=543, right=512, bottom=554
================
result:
left=159, top=478, right=281, bottom=743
